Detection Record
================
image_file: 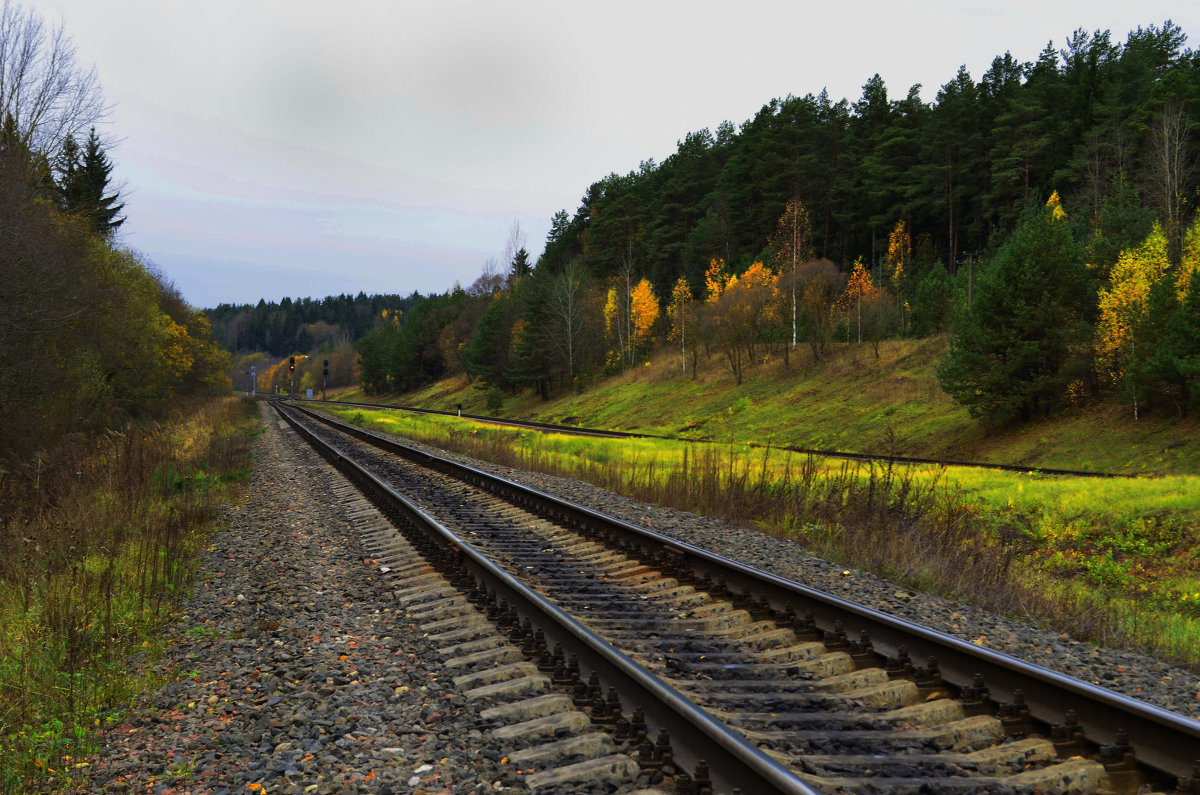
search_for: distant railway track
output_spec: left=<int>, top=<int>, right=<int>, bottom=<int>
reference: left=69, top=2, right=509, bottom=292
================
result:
left=301, top=398, right=1137, bottom=479
left=274, top=400, right=1198, bottom=793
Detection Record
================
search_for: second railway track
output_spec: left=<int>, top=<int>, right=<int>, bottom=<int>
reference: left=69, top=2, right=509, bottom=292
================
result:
left=302, top=398, right=1134, bottom=478
left=274, top=400, right=1200, bottom=794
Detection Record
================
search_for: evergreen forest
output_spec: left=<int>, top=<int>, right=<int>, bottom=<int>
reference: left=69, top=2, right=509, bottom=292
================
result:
left=342, top=22, right=1200, bottom=425
left=206, top=293, right=417, bottom=357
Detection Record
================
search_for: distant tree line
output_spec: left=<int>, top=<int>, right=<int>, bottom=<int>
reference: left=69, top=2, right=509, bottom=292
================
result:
left=206, top=293, right=418, bottom=357
left=353, top=22, right=1200, bottom=424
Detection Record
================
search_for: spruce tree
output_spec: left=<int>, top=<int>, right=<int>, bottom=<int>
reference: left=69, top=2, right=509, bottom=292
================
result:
left=1151, top=266, right=1200, bottom=415
left=936, top=194, right=1092, bottom=423
left=506, top=278, right=551, bottom=399
left=70, top=127, right=125, bottom=236
left=462, top=294, right=511, bottom=388
left=1, top=112, right=55, bottom=196
left=55, top=134, right=83, bottom=211
left=511, top=247, right=532, bottom=282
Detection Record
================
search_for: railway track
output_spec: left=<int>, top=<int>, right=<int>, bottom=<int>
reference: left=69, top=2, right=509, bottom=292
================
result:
left=273, top=400, right=1200, bottom=794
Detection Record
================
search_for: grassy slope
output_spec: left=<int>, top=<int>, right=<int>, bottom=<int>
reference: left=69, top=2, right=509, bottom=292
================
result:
left=345, top=336, right=1200, bottom=477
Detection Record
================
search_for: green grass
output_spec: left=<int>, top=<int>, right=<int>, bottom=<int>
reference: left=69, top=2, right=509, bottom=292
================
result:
left=367, top=336, right=1200, bottom=476
left=949, top=467, right=1200, bottom=522
left=0, top=397, right=258, bottom=793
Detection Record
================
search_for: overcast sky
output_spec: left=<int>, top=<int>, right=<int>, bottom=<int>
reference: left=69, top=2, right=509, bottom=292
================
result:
left=27, top=0, right=1200, bottom=308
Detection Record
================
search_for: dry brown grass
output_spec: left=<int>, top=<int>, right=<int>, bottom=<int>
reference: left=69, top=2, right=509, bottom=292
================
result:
left=0, top=397, right=258, bottom=792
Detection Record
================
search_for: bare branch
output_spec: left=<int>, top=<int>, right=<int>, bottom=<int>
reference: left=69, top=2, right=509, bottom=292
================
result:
left=0, top=0, right=109, bottom=156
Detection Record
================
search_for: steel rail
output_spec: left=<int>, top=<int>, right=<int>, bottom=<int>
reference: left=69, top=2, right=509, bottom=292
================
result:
left=273, top=401, right=820, bottom=795
left=289, top=401, right=1200, bottom=783
left=301, top=398, right=1136, bottom=478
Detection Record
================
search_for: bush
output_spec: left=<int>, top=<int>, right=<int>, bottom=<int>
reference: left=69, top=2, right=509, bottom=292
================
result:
left=485, top=386, right=504, bottom=414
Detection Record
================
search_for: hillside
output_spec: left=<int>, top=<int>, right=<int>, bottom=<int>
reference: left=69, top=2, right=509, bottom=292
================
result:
left=337, top=336, right=1200, bottom=477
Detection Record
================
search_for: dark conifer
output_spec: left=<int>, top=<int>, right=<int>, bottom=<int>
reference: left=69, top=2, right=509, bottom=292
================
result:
left=55, top=134, right=83, bottom=212
left=74, top=127, right=125, bottom=236
left=936, top=195, right=1091, bottom=423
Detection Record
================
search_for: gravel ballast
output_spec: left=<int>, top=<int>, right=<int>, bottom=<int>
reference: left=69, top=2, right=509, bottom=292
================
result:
left=86, top=409, right=527, bottom=794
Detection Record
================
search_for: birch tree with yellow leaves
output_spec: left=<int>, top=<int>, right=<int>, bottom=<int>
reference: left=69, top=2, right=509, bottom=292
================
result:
left=630, top=278, right=659, bottom=349
left=886, top=220, right=911, bottom=333
left=768, top=195, right=813, bottom=350
left=604, top=277, right=659, bottom=369
left=837, top=258, right=878, bottom=344
left=667, top=276, right=697, bottom=377
left=1096, top=223, right=1170, bottom=419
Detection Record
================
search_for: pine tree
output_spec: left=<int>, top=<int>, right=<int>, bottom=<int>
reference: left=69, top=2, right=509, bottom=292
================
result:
left=910, top=263, right=954, bottom=336
left=923, top=66, right=984, bottom=265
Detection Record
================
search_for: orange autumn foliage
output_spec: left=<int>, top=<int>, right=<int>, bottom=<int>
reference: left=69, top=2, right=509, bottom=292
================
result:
left=630, top=278, right=659, bottom=343
left=704, top=258, right=731, bottom=303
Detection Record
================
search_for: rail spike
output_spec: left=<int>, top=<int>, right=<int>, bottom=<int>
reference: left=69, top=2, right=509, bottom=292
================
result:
left=692, top=759, right=713, bottom=792
left=1174, top=759, right=1200, bottom=795
left=960, top=673, right=990, bottom=717
left=1099, top=728, right=1137, bottom=772
left=1050, top=708, right=1086, bottom=756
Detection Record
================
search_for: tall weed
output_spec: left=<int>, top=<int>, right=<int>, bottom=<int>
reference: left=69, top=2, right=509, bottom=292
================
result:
left=0, top=397, right=257, bottom=792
